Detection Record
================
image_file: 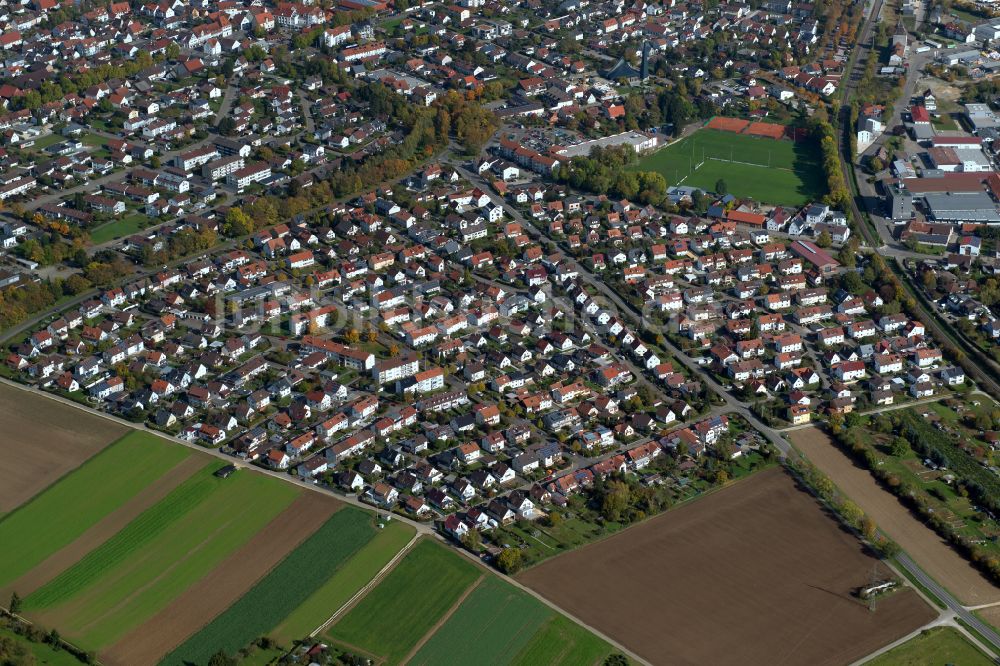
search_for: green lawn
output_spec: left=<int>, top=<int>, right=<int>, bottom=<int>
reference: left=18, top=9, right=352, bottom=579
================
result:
left=35, top=470, right=300, bottom=650
left=27, top=134, right=65, bottom=151
left=271, top=519, right=415, bottom=644
left=162, top=508, right=377, bottom=666
left=80, top=133, right=111, bottom=149
left=867, top=627, right=992, bottom=666
left=89, top=214, right=149, bottom=245
left=0, top=627, right=83, bottom=666
left=0, top=431, right=192, bottom=588
left=408, top=577, right=553, bottom=666
left=326, top=539, right=481, bottom=663
left=511, top=615, right=613, bottom=666
left=632, top=128, right=826, bottom=206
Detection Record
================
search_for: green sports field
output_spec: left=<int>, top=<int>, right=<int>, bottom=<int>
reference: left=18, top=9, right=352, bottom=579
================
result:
left=163, top=507, right=378, bottom=666
left=271, top=519, right=416, bottom=644
left=408, top=577, right=561, bottom=666
left=326, top=539, right=481, bottom=663
left=632, top=128, right=826, bottom=206
left=30, top=467, right=299, bottom=650
left=0, top=431, right=192, bottom=587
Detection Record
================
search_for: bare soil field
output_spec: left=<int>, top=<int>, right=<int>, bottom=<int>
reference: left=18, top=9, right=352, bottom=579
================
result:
left=102, top=492, right=341, bottom=666
left=977, top=605, right=1000, bottom=633
left=0, top=454, right=207, bottom=601
left=789, top=427, right=1000, bottom=606
left=0, top=383, right=127, bottom=512
left=518, top=467, right=934, bottom=666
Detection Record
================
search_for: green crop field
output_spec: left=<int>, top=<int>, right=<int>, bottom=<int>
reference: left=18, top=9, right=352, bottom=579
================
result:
left=35, top=470, right=300, bottom=649
left=26, top=463, right=219, bottom=608
left=632, top=128, right=826, bottom=206
left=272, top=520, right=416, bottom=644
left=326, top=538, right=481, bottom=663
left=511, top=615, right=613, bottom=666
left=408, top=577, right=553, bottom=666
left=162, top=508, right=377, bottom=666
left=867, top=627, right=992, bottom=666
left=0, top=431, right=191, bottom=587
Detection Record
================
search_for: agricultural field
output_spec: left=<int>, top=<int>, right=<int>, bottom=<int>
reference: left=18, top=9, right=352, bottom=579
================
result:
left=0, top=430, right=193, bottom=590
left=408, top=577, right=554, bottom=666
left=866, top=627, right=993, bottom=666
left=26, top=465, right=300, bottom=651
left=326, top=539, right=482, bottom=663
left=324, top=538, right=613, bottom=666
left=518, top=467, right=935, bottom=666
left=789, top=421, right=1000, bottom=606
left=159, top=506, right=376, bottom=666
left=0, top=383, right=127, bottom=513
left=270, top=519, right=416, bottom=644
left=632, top=128, right=825, bottom=206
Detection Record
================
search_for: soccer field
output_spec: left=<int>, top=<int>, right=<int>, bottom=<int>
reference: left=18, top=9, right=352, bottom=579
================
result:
left=633, top=128, right=826, bottom=207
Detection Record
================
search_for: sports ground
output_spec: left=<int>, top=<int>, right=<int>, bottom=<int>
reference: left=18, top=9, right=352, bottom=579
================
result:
left=632, top=127, right=826, bottom=207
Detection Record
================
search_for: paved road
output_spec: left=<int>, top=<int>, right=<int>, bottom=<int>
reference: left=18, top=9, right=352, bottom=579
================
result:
left=895, top=551, right=1000, bottom=652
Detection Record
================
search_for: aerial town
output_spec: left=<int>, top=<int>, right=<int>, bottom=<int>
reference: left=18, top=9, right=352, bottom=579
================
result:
left=1, top=0, right=1000, bottom=662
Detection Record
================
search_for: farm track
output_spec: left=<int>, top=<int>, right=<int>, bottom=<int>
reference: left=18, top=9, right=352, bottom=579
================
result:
left=0, top=454, right=206, bottom=601
left=788, top=427, right=1000, bottom=607
left=103, top=493, right=340, bottom=666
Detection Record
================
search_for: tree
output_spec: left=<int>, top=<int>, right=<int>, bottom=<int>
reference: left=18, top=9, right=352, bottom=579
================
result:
left=365, top=328, right=377, bottom=343
left=889, top=437, right=909, bottom=457
left=9, top=591, right=21, bottom=614
left=496, top=547, right=523, bottom=574
left=207, top=650, right=239, bottom=666
left=344, top=328, right=361, bottom=344
left=461, top=529, right=481, bottom=551
left=165, top=42, right=180, bottom=61
left=223, top=207, right=253, bottom=237
left=816, top=229, right=832, bottom=248
left=715, top=178, right=728, bottom=195
left=600, top=480, right=630, bottom=522
left=604, top=655, right=629, bottom=666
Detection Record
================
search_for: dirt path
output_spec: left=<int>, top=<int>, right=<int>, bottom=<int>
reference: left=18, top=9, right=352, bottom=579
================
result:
left=0, top=383, right=127, bottom=512
left=0, top=455, right=206, bottom=601
left=399, top=575, right=484, bottom=666
left=101, top=493, right=340, bottom=666
left=789, top=427, right=1000, bottom=607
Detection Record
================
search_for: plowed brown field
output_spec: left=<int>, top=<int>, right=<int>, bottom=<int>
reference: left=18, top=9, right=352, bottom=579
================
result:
left=0, top=383, right=127, bottom=513
left=518, top=467, right=934, bottom=666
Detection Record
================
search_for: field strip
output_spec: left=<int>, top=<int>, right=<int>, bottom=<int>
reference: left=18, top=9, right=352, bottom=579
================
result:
left=400, top=574, right=485, bottom=666
left=0, top=455, right=207, bottom=601
left=311, top=531, right=420, bottom=638
left=788, top=427, right=1000, bottom=606
left=0, top=382, right=128, bottom=513
left=102, top=492, right=338, bottom=666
